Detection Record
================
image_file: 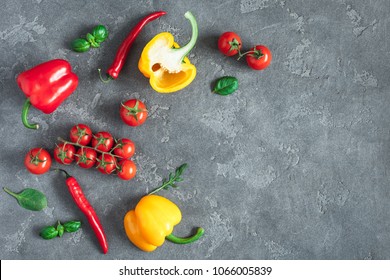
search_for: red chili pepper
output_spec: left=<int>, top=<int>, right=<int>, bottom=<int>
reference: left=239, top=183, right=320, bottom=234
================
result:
left=16, top=59, right=78, bottom=130
left=57, top=169, right=108, bottom=254
left=99, top=11, right=166, bottom=82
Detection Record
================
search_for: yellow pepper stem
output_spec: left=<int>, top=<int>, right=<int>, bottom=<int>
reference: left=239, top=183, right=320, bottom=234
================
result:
left=171, top=11, right=198, bottom=62
left=166, top=227, right=204, bottom=244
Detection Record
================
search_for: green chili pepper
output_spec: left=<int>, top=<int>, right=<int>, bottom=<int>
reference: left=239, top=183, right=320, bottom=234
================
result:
left=71, top=38, right=91, bottom=52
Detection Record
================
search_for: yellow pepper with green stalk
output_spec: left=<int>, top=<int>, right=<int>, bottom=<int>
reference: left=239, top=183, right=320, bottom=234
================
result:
left=138, top=11, right=198, bottom=93
left=123, top=164, right=204, bottom=252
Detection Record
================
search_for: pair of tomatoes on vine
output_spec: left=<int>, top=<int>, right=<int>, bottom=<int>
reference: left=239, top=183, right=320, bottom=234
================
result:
left=53, top=124, right=137, bottom=180
left=217, top=31, right=272, bottom=70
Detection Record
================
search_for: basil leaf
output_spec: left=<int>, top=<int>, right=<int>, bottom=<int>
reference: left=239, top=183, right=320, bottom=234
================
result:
left=40, top=226, right=59, bottom=240
left=63, top=221, right=81, bottom=233
left=213, top=76, right=238, bottom=96
left=56, top=222, right=65, bottom=237
left=71, top=38, right=91, bottom=53
left=92, top=25, right=108, bottom=43
left=3, top=187, right=47, bottom=211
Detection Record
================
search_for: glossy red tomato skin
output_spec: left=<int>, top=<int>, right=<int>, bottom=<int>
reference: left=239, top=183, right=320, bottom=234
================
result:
left=69, top=124, right=93, bottom=146
left=117, top=159, right=137, bottom=180
left=24, top=148, right=52, bottom=175
left=113, top=138, right=135, bottom=159
left=75, top=147, right=97, bottom=169
left=218, top=32, right=242, bottom=56
left=53, top=143, right=76, bottom=165
left=91, top=131, right=114, bottom=152
left=120, top=99, right=148, bottom=127
left=96, top=154, right=117, bottom=174
left=245, top=45, right=272, bottom=70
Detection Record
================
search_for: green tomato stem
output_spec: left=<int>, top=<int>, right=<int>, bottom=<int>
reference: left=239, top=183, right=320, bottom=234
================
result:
left=237, top=49, right=263, bottom=61
left=21, top=98, right=39, bottom=129
left=57, top=137, right=123, bottom=159
left=166, top=227, right=205, bottom=244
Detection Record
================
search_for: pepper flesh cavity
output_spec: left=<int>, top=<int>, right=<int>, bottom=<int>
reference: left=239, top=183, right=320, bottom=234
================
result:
left=138, top=11, right=198, bottom=93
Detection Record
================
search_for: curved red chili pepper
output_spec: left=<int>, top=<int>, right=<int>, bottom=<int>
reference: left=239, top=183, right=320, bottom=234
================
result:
left=99, top=11, right=166, bottom=82
left=58, top=169, right=108, bottom=254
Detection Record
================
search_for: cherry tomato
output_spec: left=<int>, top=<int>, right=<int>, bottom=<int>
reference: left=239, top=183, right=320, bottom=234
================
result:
left=96, top=154, right=117, bottom=174
left=117, top=159, right=137, bottom=180
left=113, top=138, right=135, bottom=159
left=53, top=143, right=76, bottom=165
left=245, top=45, right=272, bottom=70
left=24, top=148, right=52, bottom=175
left=75, top=147, right=97, bottom=169
left=69, top=124, right=93, bottom=145
left=120, top=99, right=148, bottom=127
left=218, top=32, right=242, bottom=56
left=91, top=131, right=114, bottom=152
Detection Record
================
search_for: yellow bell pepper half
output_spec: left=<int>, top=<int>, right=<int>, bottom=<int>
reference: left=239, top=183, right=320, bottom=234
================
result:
left=124, top=194, right=204, bottom=252
left=138, top=11, right=198, bottom=94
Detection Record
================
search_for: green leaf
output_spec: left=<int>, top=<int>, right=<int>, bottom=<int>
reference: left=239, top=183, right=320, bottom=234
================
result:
left=148, top=163, right=189, bottom=195
left=56, top=222, right=64, bottom=237
left=213, top=76, right=238, bottom=96
left=3, top=187, right=47, bottom=211
left=63, top=221, right=81, bottom=233
left=92, top=25, right=108, bottom=43
left=86, top=33, right=100, bottom=48
left=40, top=226, right=58, bottom=240
left=71, top=38, right=90, bottom=52
left=176, top=163, right=188, bottom=176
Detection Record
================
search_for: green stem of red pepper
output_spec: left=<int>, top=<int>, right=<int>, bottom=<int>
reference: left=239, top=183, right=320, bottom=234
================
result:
left=21, top=98, right=39, bottom=130
left=166, top=227, right=205, bottom=244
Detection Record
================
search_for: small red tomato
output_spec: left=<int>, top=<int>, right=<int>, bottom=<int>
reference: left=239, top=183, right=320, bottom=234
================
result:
left=113, top=138, right=135, bottom=159
left=97, top=154, right=117, bottom=174
left=245, top=45, right=272, bottom=70
left=120, top=99, right=148, bottom=127
left=53, top=143, right=76, bottom=165
left=218, top=32, right=242, bottom=56
left=117, top=159, right=137, bottom=180
left=91, top=131, right=114, bottom=152
left=24, top=148, right=52, bottom=175
left=69, top=124, right=93, bottom=146
left=75, top=147, right=97, bottom=169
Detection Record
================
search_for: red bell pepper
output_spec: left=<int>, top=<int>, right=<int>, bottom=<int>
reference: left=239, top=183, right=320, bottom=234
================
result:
left=17, top=59, right=79, bottom=129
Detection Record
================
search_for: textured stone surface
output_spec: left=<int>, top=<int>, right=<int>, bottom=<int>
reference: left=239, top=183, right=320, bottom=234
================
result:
left=1, top=0, right=390, bottom=260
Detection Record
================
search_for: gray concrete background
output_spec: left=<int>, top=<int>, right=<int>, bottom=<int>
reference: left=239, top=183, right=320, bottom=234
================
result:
left=0, top=0, right=389, bottom=260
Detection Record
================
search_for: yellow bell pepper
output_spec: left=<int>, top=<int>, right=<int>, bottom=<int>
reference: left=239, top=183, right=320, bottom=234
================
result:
left=138, top=11, right=198, bottom=94
left=124, top=194, right=204, bottom=252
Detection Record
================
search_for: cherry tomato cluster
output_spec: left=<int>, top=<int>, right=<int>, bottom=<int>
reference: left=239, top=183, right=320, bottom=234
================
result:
left=53, top=124, right=137, bottom=180
left=217, top=31, right=272, bottom=70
